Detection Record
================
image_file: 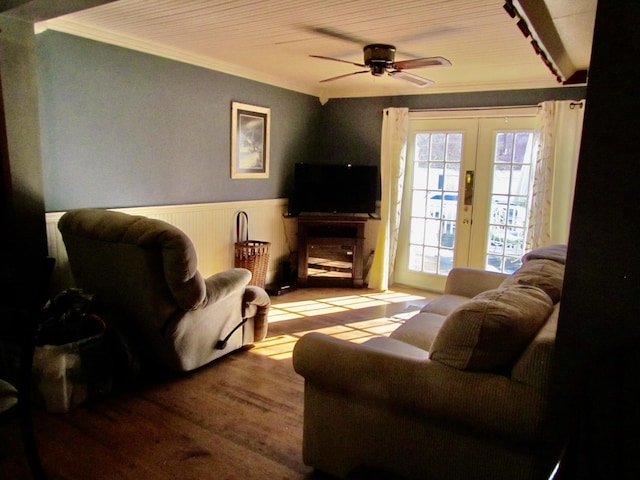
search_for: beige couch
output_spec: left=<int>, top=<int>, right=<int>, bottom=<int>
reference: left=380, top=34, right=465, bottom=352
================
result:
left=293, top=245, right=567, bottom=480
left=58, top=208, right=270, bottom=372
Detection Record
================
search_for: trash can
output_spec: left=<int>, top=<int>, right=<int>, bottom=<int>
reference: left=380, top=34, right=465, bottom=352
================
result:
left=32, top=289, right=112, bottom=413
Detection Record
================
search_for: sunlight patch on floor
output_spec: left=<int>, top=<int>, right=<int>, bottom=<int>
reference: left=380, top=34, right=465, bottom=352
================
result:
left=252, top=289, right=432, bottom=360
left=267, top=290, right=430, bottom=323
left=251, top=334, right=300, bottom=360
left=252, top=320, right=401, bottom=360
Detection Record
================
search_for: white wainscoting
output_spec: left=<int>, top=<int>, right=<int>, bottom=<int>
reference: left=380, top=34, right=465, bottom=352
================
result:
left=45, top=199, right=294, bottom=292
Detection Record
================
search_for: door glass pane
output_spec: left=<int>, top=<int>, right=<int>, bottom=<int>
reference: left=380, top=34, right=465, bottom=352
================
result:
left=408, top=132, right=462, bottom=276
left=486, top=130, right=534, bottom=273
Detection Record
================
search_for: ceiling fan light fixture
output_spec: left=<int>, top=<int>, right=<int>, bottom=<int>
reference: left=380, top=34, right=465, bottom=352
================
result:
left=370, top=63, right=387, bottom=76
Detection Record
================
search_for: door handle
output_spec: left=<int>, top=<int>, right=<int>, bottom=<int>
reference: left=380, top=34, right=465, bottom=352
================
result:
left=464, top=170, right=474, bottom=206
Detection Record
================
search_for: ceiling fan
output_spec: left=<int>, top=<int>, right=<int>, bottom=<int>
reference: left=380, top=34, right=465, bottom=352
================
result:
left=310, top=43, right=451, bottom=87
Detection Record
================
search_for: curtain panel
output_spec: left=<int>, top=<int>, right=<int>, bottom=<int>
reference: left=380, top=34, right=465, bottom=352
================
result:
left=367, top=107, right=409, bottom=291
left=527, top=100, right=585, bottom=250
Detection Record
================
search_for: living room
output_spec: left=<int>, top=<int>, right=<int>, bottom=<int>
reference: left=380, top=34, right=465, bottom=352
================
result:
left=1, top=1, right=639, bottom=479
left=3, top=1, right=590, bottom=283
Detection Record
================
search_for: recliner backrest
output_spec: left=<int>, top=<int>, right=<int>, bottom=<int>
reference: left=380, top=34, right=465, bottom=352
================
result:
left=59, top=209, right=206, bottom=307
left=58, top=209, right=208, bottom=346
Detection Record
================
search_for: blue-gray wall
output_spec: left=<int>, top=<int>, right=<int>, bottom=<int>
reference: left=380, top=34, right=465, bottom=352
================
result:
left=318, top=87, right=587, bottom=165
left=37, top=31, right=321, bottom=211
left=37, top=31, right=586, bottom=212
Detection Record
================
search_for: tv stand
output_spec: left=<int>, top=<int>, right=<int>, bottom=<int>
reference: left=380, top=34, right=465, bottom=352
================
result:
left=297, top=216, right=366, bottom=288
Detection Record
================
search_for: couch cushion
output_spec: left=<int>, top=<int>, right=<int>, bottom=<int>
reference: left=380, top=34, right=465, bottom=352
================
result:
left=390, top=312, right=447, bottom=351
left=500, top=259, right=565, bottom=303
left=429, top=285, right=553, bottom=372
left=511, top=304, right=560, bottom=388
left=419, top=294, right=470, bottom=316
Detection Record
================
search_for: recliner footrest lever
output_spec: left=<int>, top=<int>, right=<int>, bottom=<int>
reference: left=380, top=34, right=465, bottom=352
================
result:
left=215, top=317, right=248, bottom=350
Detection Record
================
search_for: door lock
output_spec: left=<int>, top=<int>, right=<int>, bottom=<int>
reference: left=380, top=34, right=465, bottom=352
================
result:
left=464, top=170, right=474, bottom=206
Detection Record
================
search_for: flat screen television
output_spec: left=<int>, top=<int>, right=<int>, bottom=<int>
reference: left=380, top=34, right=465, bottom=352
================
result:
left=290, top=163, right=379, bottom=215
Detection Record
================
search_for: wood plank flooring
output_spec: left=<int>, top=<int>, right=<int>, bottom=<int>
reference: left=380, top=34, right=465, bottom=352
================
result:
left=0, top=286, right=436, bottom=480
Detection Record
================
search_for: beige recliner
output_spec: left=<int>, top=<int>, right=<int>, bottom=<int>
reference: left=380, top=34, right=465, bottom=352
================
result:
left=58, top=208, right=269, bottom=372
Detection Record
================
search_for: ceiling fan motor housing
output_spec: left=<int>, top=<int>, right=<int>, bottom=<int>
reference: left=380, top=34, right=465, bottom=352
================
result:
left=364, top=44, right=396, bottom=75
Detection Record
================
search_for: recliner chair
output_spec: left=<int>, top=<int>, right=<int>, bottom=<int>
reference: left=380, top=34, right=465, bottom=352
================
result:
left=58, top=208, right=269, bottom=372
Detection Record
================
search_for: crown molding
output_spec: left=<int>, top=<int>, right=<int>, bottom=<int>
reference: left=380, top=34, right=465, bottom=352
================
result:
left=36, top=18, right=321, bottom=98
left=35, top=18, right=564, bottom=103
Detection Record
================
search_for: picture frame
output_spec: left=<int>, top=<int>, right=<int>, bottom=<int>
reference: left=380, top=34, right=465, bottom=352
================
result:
left=231, top=102, right=270, bottom=179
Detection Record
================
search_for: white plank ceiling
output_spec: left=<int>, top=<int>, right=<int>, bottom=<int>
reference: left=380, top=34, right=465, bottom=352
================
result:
left=35, top=0, right=596, bottom=101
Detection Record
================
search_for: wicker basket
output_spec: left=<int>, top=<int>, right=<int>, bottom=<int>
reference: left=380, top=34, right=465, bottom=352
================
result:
left=234, top=211, right=270, bottom=288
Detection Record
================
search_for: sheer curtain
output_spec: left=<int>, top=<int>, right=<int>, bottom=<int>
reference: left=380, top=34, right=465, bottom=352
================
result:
left=367, top=107, right=409, bottom=291
left=526, top=100, right=585, bottom=250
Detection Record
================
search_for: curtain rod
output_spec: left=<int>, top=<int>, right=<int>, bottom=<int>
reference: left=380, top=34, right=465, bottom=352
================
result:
left=406, top=100, right=585, bottom=114
left=402, top=100, right=585, bottom=118
left=406, top=105, right=539, bottom=119
left=408, top=104, right=539, bottom=113
left=382, top=100, right=585, bottom=116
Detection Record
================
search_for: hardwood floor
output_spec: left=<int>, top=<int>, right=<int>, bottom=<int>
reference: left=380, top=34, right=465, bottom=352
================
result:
left=1, top=286, right=437, bottom=480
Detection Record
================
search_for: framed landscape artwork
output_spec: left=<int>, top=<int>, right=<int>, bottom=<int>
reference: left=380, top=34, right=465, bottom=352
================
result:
left=231, top=102, right=270, bottom=179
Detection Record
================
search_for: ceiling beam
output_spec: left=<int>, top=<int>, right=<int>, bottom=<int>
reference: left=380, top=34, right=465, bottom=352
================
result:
left=513, top=0, right=577, bottom=82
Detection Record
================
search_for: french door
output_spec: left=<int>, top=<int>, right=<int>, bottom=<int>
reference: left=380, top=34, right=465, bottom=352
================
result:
left=395, top=112, right=537, bottom=291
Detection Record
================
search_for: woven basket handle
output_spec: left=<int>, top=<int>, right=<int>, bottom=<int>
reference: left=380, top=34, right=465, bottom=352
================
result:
left=236, top=211, right=249, bottom=242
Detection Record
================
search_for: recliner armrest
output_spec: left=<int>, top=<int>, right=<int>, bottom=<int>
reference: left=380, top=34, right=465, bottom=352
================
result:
left=242, top=286, right=270, bottom=341
left=202, top=268, right=252, bottom=306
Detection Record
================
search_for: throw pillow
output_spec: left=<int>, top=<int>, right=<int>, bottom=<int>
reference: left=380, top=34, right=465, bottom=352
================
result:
left=500, top=259, right=565, bottom=303
left=430, top=285, right=553, bottom=372
left=522, top=244, right=567, bottom=264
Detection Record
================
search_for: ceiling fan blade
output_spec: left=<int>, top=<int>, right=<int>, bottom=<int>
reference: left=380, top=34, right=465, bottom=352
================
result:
left=320, top=70, right=369, bottom=83
left=304, top=26, right=370, bottom=46
left=393, top=56, right=452, bottom=69
left=310, top=54, right=366, bottom=68
left=388, top=70, right=434, bottom=87
left=397, top=26, right=460, bottom=45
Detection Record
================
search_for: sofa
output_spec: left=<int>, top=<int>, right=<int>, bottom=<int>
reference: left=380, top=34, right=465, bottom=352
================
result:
left=58, top=208, right=270, bottom=372
left=293, top=245, right=567, bottom=480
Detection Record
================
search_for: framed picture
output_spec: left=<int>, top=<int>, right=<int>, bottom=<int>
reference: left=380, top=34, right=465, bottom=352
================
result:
left=231, top=102, right=270, bottom=179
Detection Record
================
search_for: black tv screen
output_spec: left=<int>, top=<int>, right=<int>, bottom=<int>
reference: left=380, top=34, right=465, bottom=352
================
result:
left=291, top=163, right=378, bottom=215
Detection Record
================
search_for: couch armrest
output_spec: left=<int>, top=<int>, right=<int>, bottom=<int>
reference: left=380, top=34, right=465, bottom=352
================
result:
left=202, top=268, right=252, bottom=306
left=293, top=332, right=547, bottom=442
left=444, top=267, right=508, bottom=297
left=242, top=286, right=270, bottom=341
